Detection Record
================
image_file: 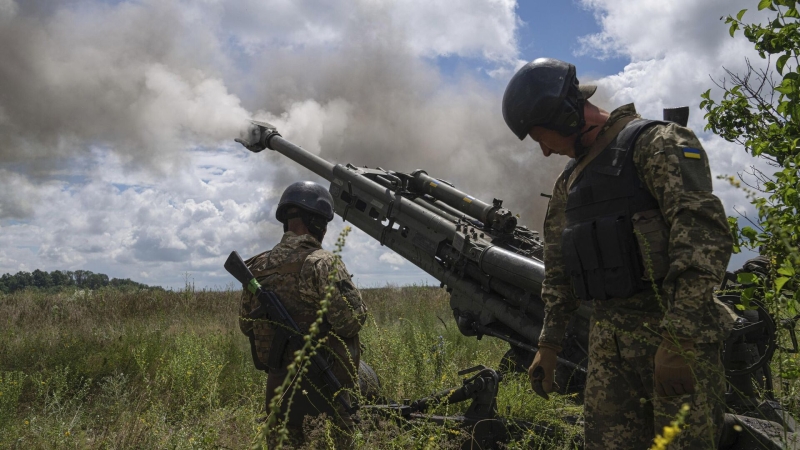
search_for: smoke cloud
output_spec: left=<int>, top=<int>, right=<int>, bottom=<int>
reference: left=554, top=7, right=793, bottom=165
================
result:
left=0, top=0, right=563, bottom=286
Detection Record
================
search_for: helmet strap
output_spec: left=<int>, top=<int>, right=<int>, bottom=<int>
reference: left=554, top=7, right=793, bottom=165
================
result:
left=571, top=91, right=591, bottom=158
left=285, top=209, right=326, bottom=242
left=302, top=212, right=327, bottom=242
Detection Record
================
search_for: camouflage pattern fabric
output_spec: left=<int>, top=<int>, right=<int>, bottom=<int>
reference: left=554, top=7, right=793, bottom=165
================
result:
left=538, top=104, right=733, bottom=448
left=239, top=231, right=367, bottom=431
left=584, top=317, right=726, bottom=449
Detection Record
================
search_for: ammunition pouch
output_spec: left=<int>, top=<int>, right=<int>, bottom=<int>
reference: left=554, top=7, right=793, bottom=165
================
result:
left=266, top=312, right=323, bottom=371
left=562, top=213, right=643, bottom=301
left=248, top=330, right=268, bottom=371
left=267, top=328, right=291, bottom=371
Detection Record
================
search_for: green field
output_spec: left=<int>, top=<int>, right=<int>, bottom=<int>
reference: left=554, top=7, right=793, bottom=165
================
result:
left=0, top=285, right=581, bottom=449
left=5, top=283, right=798, bottom=449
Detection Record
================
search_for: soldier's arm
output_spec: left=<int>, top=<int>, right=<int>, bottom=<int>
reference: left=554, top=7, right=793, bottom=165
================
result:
left=539, top=173, right=581, bottom=345
left=634, top=124, right=733, bottom=341
left=308, top=256, right=367, bottom=339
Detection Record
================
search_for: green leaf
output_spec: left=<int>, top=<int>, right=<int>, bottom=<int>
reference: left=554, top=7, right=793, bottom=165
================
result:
left=741, top=226, right=759, bottom=242
left=737, top=8, right=748, bottom=20
left=777, top=54, right=790, bottom=74
left=778, top=265, right=796, bottom=276
left=742, top=287, right=758, bottom=305
left=776, top=276, right=791, bottom=291
left=737, top=272, right=758, bottom=284
left=729, top=22, right=739, bottom=37
left=758, top=0, right=773, bottom=10
left=776, top=79, right=796, bottom=95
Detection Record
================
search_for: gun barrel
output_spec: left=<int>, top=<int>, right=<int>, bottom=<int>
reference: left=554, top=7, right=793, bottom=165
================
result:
left=268, top=134, right=336, bottom=182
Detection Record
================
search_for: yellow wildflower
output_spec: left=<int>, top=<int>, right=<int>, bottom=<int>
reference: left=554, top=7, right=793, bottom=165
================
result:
left=650, top=404, right=690, bottom=450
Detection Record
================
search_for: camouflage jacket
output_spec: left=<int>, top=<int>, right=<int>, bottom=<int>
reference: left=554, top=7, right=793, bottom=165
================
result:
left=540, top=104, right=734, bottom=345
left=239, top=232, right=367, bottom=380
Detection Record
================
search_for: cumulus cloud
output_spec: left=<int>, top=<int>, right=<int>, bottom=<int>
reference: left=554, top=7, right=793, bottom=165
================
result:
left=213, top=0, right=520, bottom=61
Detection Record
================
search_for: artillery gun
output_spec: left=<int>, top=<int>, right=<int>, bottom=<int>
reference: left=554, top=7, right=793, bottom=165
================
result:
left=234, top=118, right=800, bottom=449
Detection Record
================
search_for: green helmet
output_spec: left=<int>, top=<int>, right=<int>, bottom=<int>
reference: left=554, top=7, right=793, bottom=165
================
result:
left=502, top=58, right=596, bottom=141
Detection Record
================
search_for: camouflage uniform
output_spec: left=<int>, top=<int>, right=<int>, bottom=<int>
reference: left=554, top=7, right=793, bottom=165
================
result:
left=239, top=231, right=367, bottom=434
left=540, top=104, right=734, bottom=449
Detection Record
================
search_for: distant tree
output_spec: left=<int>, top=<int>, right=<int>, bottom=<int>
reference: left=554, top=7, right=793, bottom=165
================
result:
left=31, top=269, right=52, bottom=289
left=0, top=273, right=11, bottom=294
left=0, top=269, right=156, bottom=294
left=50, top=270, right=72, bottom=287
left=73, top=270, right=89, bottom=287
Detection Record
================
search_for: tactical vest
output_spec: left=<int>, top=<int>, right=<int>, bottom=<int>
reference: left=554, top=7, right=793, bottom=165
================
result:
left=561, top=119, right=671, bottom=301
left=247, top=246, right=322, bottom=370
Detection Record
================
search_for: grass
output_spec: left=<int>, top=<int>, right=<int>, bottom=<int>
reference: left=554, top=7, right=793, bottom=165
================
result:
left=5, top=282, right=797, bottom=448
left=0, top=285, right=580, bottom=449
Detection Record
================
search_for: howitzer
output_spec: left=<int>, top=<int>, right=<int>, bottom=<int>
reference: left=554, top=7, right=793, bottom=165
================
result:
left=235, top=120, right=800, bottom=449
left=236, top=120, right=591, bottom=393
left=223, top=250, right=357, bottom=415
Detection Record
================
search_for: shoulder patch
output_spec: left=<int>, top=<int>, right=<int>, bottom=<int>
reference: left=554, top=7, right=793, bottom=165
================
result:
left=682, top=147, right=702, bottom=159
left=667, top=146, right=713, bottom=192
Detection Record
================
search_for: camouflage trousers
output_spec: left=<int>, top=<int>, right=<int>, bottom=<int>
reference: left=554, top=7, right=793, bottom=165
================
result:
left=265, top=368, right=355, bottom=441
left=584, top=313, right=726, bottom=450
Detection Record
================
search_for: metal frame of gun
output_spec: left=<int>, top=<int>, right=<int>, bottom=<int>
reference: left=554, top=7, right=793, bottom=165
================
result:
left=362, top=366, right=577, bottom=448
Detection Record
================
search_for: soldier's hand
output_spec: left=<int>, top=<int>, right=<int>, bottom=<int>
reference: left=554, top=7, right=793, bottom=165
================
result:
left=654, top=337, right=696, bottom=397
left=528, top=342, right=561, bottom=400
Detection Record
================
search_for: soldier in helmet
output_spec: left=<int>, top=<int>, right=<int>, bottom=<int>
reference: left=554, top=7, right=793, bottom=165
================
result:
left=502, top=58, right=733, bottom=449
left=238, top=181, right=367, bottom=440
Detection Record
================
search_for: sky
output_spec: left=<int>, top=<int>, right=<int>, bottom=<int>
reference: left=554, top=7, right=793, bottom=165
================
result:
left=0, top=0, right=773, bottom=289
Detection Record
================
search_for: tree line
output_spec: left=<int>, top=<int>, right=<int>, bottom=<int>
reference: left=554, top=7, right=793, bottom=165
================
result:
left=0, top=269, right=158, bottom=294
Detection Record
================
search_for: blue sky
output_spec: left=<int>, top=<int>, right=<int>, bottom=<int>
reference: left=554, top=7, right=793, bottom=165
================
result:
left=0, top=0, right=765, bottom=288
left=517, top=1, right=627, bottom=75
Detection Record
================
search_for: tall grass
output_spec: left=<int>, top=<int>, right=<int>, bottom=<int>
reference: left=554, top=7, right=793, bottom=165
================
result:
left=0, top=283, right=580, bottom=449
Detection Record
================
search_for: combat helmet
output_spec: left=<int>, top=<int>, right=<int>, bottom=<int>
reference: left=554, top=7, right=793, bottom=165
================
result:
left=502, top=58, right=596, bottom=147
left=276, top=181, right=335, bottom=240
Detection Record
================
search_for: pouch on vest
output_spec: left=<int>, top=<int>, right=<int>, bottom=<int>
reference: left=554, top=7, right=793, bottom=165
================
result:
left=562, top=213, right=644, bottom=301
left=632, top=209, right=670, bottom=282
left=248, top=330, right=268, bottom=371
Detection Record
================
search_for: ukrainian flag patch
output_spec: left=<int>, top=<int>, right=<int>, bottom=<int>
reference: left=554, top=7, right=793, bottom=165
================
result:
left=683, top=148, right=702, bottom=159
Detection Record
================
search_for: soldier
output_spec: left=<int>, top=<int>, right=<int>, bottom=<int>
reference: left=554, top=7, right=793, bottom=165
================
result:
left=502, top=58, right=733, bottom=449
left=238, top=181, right=367, bottom=440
